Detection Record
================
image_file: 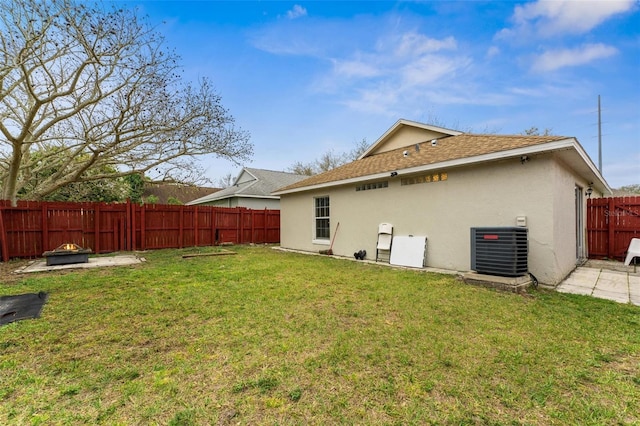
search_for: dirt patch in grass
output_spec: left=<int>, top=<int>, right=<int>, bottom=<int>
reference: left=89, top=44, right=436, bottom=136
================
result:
left=0, top=258, right=33, bottom=284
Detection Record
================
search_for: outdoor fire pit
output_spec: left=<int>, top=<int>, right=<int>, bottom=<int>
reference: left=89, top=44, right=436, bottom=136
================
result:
left=42, top=243, right=93, bottom=266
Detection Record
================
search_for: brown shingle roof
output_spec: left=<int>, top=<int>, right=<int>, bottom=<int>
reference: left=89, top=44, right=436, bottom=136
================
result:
left=277, top=134, right=568, bottom=192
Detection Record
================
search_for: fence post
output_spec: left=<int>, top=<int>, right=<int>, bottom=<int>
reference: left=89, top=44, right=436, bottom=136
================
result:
left=263, top=209, right=267, bottom=244
left=0, top=206, right=8, bottom=262
left=41, top=202, right=49, bottom=252
left=130, top=202, right=137, bottom=251
left=251, top=210, right=255, bottom=243
left=213, top=207, right=218, bottom=245
left=94, top=203, right=101, bottom=253
left=125, top=199, right=131, bottom=251
left=242, top=208, right=247, bottom=244
left=608, top=197, right=615, bottom=258
left=194, top=206, right=199, bottom=247
left=179, top=205, right=184, bottom=249
left=141, top=204, right=146, bottom=251
left=237, top=208, right=242, bottom=244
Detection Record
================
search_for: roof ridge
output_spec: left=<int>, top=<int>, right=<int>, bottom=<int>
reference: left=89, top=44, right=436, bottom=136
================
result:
left=462, top=133, right=568, bottom=138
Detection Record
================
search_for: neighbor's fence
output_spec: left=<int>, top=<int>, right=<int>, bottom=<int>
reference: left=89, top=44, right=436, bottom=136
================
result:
left=0, top=200, right=280, bottom=262
left=587, top=196, right=640, bottom=260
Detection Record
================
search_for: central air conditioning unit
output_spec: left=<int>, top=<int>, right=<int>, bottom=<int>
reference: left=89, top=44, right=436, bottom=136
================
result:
left=470, top=227, right=528, bottom=277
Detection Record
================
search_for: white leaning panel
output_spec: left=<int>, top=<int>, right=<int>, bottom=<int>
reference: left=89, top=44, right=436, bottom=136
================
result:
left=389, top=235, right=427, bottom=268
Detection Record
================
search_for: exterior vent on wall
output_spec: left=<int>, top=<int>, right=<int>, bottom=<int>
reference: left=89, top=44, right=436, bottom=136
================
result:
left=470, top=227, right=528, bottom=277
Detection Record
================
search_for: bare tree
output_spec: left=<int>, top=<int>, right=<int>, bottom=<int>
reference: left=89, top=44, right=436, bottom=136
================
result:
left=618, top=184, right=640, bottom=194
left=0, top=0, right=252, bottom=205
left=289, top=138, right=369, bottom=176
left=216, top=172, right=235, bottom=188
left=522, top=126, right=553, bottom=136
left=288, top=161, right=315, bottom=176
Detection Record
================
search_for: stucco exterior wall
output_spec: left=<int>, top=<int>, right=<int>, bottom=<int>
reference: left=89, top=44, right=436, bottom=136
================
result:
left=280, top=154, right=582, bottom=285
left=548, top=155, right=593, bottom=284
left=202, top=197, right=281, bottom=210
left=237, top=198, right=281, bottom=210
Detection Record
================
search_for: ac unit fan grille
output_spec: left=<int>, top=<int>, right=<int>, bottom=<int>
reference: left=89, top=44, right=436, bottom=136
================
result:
left=471, top=227, right=528, bottom=276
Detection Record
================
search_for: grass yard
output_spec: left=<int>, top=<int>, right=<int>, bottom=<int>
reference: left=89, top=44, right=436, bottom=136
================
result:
left=1, top=246, right=639, bottom=425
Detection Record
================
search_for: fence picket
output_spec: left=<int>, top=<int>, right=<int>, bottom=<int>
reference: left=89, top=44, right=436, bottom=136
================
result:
left=587, top=196, right=640, bottom=260
left=0, top=200, right=280, bottom=261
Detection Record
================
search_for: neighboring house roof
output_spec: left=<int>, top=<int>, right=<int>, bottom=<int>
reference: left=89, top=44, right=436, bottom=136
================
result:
left=187, top=168, right=308, bottom=205
left=143, top=183, right=221, bottom=204
left=274, top=121, right=611, bottom=196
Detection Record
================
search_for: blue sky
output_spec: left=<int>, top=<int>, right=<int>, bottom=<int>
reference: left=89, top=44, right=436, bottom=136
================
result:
left=123, top=1, right=639, bottom=188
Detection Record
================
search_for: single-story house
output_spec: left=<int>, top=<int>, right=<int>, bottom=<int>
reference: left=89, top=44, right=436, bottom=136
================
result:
left=273, top=119, right=611, bottom=286
left=188, top=167, right=308, bottom=209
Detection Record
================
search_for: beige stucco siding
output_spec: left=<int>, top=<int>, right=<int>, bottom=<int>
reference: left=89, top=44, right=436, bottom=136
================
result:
left=203, top=197, right=280, bottom=210
left=371, top=127, right=450, bottom=155
left=549, top=155, right=593, bottom=284
left=238, top=198, right=281, bottom=210
left=280, top=154, right=581, bottom=285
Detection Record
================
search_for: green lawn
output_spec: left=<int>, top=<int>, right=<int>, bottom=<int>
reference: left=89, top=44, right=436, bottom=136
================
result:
left=1, top=246, right=639, bottom=425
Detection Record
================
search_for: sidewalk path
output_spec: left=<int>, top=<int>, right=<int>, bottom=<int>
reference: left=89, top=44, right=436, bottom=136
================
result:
left=556, top=266, right=640, bottom=306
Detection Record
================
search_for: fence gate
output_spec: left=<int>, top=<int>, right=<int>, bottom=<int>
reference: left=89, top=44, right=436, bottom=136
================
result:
left=587, top=196, right=640, bottom=260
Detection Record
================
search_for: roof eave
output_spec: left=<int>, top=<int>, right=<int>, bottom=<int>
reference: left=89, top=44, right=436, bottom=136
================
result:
left=236, top=194, right=280, bottom=200
left=274, top=138, right=612, bottom=196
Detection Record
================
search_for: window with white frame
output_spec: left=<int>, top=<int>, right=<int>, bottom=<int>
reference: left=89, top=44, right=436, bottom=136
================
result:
left=314, top=196, right=330, bottom=240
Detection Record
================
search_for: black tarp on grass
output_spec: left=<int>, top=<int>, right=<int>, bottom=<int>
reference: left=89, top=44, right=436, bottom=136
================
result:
left=0, top=292, right=49, bottom=325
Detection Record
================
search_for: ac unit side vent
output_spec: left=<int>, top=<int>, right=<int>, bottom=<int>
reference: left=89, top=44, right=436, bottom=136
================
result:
left=470, top=227, right=528, bottom=277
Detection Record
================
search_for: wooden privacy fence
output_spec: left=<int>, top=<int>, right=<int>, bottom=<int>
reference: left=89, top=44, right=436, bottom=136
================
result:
left=0, top=200, right=280, bottom=262
left=587, top=196, right=640, bottom=260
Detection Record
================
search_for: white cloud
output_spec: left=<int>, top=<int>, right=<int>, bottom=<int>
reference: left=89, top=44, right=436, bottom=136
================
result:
left=499, top=0, right=636, bottom=39
left=342, top=86, right=402, bottom=116
left=400, top=55, right=462, bottom=86
left=532, top=43, right=618, bottom=72
left=251, top=15, right=485, bottom=115
left=322, top=31, right=469, bottom=113
left=394, top=33, right=457, bottom=57
left=486, top=46, right=500, bottom=58
left=332, top=58, right=381, bottom=78
left=286, top=5, right=307, bottom=20
left=324, top=31, right=463, bottom=84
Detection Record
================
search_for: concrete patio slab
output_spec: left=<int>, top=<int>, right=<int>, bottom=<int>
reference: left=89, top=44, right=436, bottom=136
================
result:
left=556, top=284, right=592, bottom=296
left=629, top=275, right=640, bottom=306
left=558, top=268, right=600, bottom=288
left=591, top=288, right=630, bottom=304
left=556, top=263, right=639, bottom=306
left=15, top=254, right=145, bottom=274
left=597, top=270, right=629, bottom=287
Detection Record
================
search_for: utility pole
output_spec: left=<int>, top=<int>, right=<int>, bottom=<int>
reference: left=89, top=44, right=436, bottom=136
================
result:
left=598, top=95, right=602, bottom=174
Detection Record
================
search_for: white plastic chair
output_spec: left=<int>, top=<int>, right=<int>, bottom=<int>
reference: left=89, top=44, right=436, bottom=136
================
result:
left=624, top=238, right=640, bottom=266
left=376, top=223, right=393, bottom=262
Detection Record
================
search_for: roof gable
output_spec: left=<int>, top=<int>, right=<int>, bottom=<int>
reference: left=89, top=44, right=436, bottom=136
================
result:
left=359, top=119, right=462, bottom=158
left=234, top=168, right=258, bottom=185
